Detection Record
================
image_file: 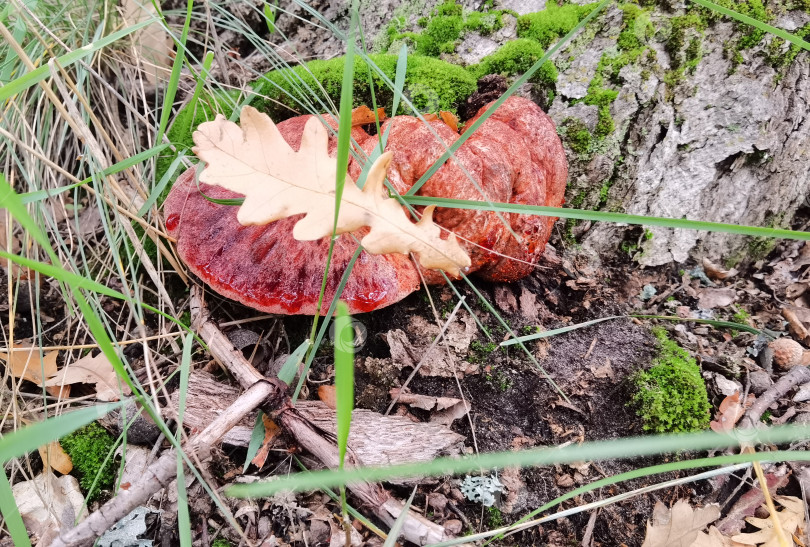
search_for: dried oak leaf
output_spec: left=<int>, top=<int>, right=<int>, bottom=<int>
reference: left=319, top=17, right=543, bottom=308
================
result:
left=731, top=496, right=805, bottom=547
left=193, top=106, right=470, bottom=274
left=44, top=352, right=130, bottom=402
left=641, top=500, right=721, bottom=547
left=0, top=344, right=65, bottom=398
left=38, top=440, right=73, bottom=475
left=691, top=526, right=749, bottom=546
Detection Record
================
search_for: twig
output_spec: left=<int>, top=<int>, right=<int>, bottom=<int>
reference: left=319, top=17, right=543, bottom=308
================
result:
left=51, top=380, right=283, bottom=547
left=740, top=366, right=810, bottom=429
left=190, top=286, right=464, bottom=545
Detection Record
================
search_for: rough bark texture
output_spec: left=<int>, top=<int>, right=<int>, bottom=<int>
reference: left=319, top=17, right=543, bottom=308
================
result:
left=269, top=0, right=810, bottom=268
left=168, top=371, right=466, bottom=465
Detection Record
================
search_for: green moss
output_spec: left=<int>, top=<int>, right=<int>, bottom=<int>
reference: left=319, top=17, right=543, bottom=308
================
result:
left=419, top=14, right=464, bottom=55
left=464, top=11, right=503, bottom=35
left=251, top=54, right=476, bottom=120
left=559, top=118, right=592, bottom=155
left=516, top=2, right=600, bottom=49
left=630, top=328, right=711, bottom=433
left=731, top=305, right=751, bottom=332
left=470, top=340, right=499, bottom=363
left=436, top=0, right=462, bottom=17
left=486, top=506, right=504, bottom=527
left=766, top=23, right=810, bottom=75
left=61, top=422, right=117, bottom=501
left=472, top=39, right=558, bottom=89
left=747, top=213, right=785, bottom=261
left=211, top=539, right=232, bottom=547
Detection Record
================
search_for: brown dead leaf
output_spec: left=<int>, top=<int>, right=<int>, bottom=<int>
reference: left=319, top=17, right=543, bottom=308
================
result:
left=641, top=500, right=721, bottom=547
left=318, top=385, right=337, bottom=410
left=703, top=258, right=738, bottom=281
left=0, top=344, right=65, bottom=397
left=193, top=107, right=471, bottom=275
left=120, top=0, right=173, bottom=85
left=439, top=110, right=459, bottom=132
left=389, top=388, right=470, bottom=425
left=710, top=392, right=755, bottom=432
left=698, top=288, right=737, bottom=309
left=350, top=105, right=385, bottom=127
left=716, top=473, right=791, bottom=536
left=38, top=441, right=73, bottom=475
left=250, top=415, right=281, bottom=469
left=44, top=352, right=130, bottom=402
left=731, top=496, right=805, bottom=547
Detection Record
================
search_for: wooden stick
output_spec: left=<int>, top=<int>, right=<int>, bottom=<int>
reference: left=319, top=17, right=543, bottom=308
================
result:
left=51, top=380, right=282, bottom=547
left=190, top=287, right=464, bottom=545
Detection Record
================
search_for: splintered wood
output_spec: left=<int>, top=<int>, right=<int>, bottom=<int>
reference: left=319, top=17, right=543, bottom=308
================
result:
left=168, top=371, right=465, bottom=467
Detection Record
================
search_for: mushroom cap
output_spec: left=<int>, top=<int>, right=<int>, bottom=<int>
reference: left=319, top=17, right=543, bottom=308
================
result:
left=164, top=168, right=420, bottom=315
left=164, top=96, right=567, bottom=315
left=769, top=338, right=804, bottom=370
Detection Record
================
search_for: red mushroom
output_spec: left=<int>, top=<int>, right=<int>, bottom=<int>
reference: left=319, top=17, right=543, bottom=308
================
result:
left=164, top=96, right=567, bottom=315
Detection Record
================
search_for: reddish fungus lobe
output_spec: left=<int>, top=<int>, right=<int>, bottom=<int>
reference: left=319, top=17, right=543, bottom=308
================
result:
left=164, top=96, right=567, bottom=315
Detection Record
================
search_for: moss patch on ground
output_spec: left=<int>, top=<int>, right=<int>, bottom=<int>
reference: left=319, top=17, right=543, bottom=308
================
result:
left=383, top=0, right=512, bottom=56
left=60, top=422, right=117, bottom=501
left=629, top=327, right=711, bottom=433
left=251, top=54, right=476, bottom=120
left=516, top=3, right=599, bottom=48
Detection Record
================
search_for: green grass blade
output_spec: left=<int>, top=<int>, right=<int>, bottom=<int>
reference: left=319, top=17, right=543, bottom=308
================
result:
left=334, top=301, right=355, bottom=469
left=278, top=340, right=311, bottom=386
left=0, top=469, right=30, bottom=547
left=264, top=1, right=277, bottom=34
left=1, top=174, right=61, bottom=265
left=137, top=152, right=187, bottom=217
left=244, top=411, right=265, bottom=472
left=0, top=251, right=204, bottom=350
left=226, top=425, right=810, bottom=497
left=401, top=195, right=810, bottom=241
left=20, top=145, right=169, bottom=205
left=390, top=45, right=408, bottom=119
left=176, top=452, right=191, bottom=547
left=177, top=333, right=194, bottom=429
left=403, top=0, right=610, bottom=196
left=0, top=20, right=153, bottom=103
left=304, top=1, right=359, bottom=393
left=502, top=314, right=763, bottom=346
left=692, top=0, right=810, bottom=50
left=292, top=246, right=363, bottom=402
left=155, top=0, right=194, bottom=144
left=383, top=486, right=417, bottom=547
left=176, top=333, right=195, bottom=547
left=501, top=316, right=624, bottom=346
left=0, top=403, right=121, bottom=462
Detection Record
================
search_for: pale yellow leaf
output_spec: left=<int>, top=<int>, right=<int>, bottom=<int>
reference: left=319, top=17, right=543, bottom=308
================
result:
left=0, top=344, right=66, bottom=397
left=731, top=496, right=805, bottom=547
left=44, top=352, right=130, bottom=402
left=11, top=471, right=85, bottom=543
left=38, top=440, right=73, bottom=475
left=691, top=526, right=753, bottom=547
left=642, top=500, right=721, bottom=547
left=192, top=107, right=472, bottom=276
